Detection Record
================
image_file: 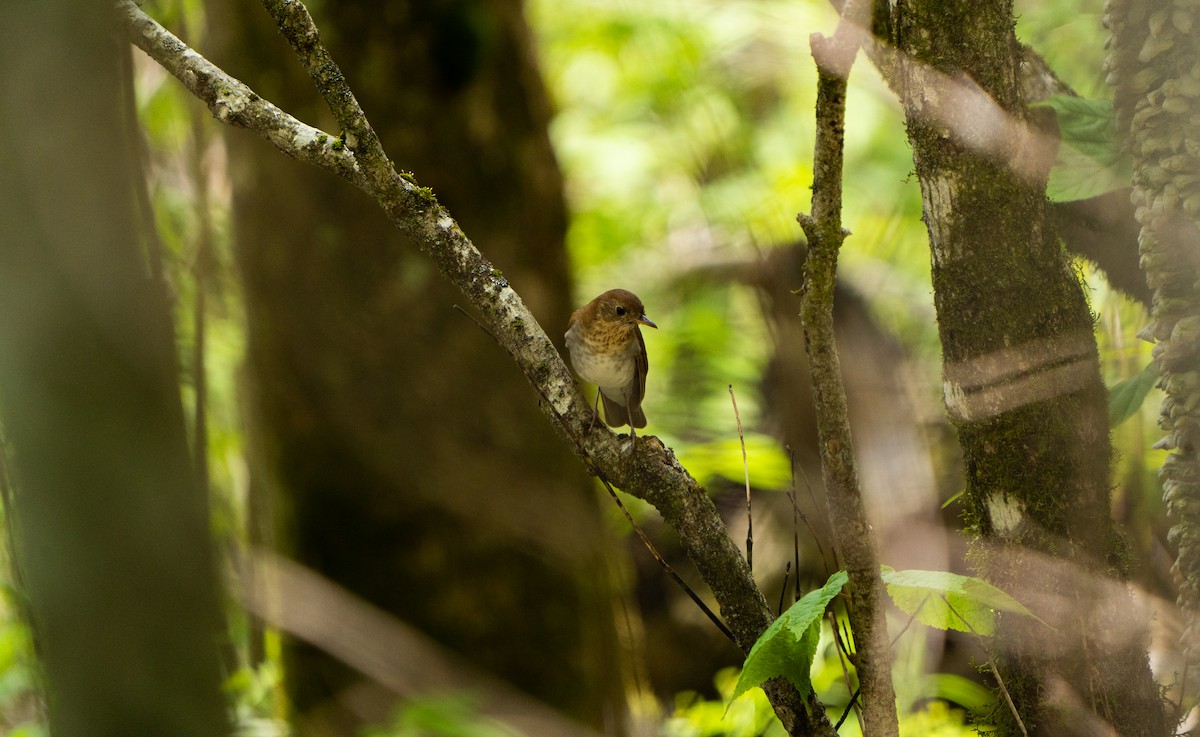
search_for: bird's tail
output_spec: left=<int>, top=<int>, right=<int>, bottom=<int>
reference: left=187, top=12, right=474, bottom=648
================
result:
left=601, top=392, right=646, bottom=429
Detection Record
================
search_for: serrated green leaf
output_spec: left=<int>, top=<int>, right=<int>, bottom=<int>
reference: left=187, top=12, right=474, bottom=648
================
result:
left=881, top=567, right=1047, bottom=635
left=1034, top=95, right=1132, bottom=202
left=1108, top=361, right=1160, bottom=427
left=727, top=570, right=848, bottom=707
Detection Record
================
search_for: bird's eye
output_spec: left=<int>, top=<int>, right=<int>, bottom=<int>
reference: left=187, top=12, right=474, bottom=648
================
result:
left=615, top=306, right=627, bottom=316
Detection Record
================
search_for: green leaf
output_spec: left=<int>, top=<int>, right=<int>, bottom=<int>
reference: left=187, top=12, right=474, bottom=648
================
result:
left=922, top=673, right=994, bottom=711
left=1034, top=95, right=1132, bottom=202
left=881, top=567, right=1047, bottom=635
left=1108, top=361, right=1160, bottom=427
left=728, top=570, right=848, bottom=706
left=940, top=490, right=964, bottom=509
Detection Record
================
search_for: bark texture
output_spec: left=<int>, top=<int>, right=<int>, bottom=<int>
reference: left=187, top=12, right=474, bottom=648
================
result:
left=888, top=0, right=1166, bottom=734
left=799, top=25, right=898, bottom=737
left=1106, top=0, right=1200, bottom=672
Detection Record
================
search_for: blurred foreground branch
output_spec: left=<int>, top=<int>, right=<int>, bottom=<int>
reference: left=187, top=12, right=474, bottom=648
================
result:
left=238, top=550, right=603, bottom=737
left=116, top=0, right=827, bottom=731
left=0, top=5, right=230, bottom=737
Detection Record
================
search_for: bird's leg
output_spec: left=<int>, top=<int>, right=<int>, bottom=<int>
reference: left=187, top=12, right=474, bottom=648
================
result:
left=587, top=392, right=602, bottom=433
left=624, top=390, right=637, bottom=448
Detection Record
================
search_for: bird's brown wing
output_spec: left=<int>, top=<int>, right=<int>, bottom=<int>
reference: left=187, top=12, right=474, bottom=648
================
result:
left=633, top=327, right=648, bottom=405
left=598, top=328, right=650, bottom=428
left=615, top=327, right=647, bottom=428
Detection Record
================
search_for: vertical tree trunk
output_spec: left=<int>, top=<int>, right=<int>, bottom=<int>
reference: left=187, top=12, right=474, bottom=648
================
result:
left=209, top=1, right=625, bottom=733
left=1106, top=0, right=1200, bottom=676
left=0, top=7, right=230, bottom=737
left=887, top=0, right=1166, bottom=734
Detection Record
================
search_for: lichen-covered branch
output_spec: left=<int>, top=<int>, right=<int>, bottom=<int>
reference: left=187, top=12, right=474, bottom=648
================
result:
left=118, top=0, right=363, bottom=186
left=115, top=0, right=830, bottom=731
left=1106, top=0, right=1200, bottom=670
left=797, top=13, right=899, bottom=737
left=257, top=0, right=394, bottom=196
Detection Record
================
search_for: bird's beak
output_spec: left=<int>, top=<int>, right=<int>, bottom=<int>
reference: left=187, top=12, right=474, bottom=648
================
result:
left=638, top=314, right=658, bottom=329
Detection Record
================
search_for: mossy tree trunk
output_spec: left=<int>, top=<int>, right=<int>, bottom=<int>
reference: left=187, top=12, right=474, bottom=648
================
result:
left=1105, top=0, right=1200, bottom=677
left=209, top=1, right=625, bottom=734
left=884, top=0, right=1167, bottom=734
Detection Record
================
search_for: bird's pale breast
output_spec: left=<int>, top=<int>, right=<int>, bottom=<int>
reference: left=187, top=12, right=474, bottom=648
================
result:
left=565, top=322, right=638, bottom=396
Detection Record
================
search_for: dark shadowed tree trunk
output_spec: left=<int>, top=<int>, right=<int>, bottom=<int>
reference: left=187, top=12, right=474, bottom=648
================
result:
left=0, top=6, right=230, bottom=737
left=208, top=1, right=626, bottom=733
left=882, top=0, right=1167, bottom=734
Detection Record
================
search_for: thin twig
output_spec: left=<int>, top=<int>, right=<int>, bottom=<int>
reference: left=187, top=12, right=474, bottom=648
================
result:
left=787, top=447, right=802, bottom=603
left=887, top=595, right=927, bottom=646
left=729, top=384, right=753, bottom=573
left=777, top=562, right=792, bottom=617
left=787, top=447, right=833, bottom=581
left=827, top=609, right=861, bottom=728
left=452, top=304, right=499, bottom=340
left=833, top=684, right=860, bottom=732
left=943, top=596, right=1029, bottom=737
left=1174, top=661, right=1191, bottom=730
left=599, top=477, right=736, bottom=645
left=834, top=595, right=929, bottom=731
left=984, top=660, right=1027, bottom=737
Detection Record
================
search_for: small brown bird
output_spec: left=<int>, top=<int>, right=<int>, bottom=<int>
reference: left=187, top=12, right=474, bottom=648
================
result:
left=565, top=289, right=657, bottom=432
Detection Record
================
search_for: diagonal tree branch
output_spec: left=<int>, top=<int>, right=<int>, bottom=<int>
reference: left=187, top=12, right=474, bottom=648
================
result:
left=115, top=1, right=833, bottom=733
left=121, top=2, right=363, bottom=186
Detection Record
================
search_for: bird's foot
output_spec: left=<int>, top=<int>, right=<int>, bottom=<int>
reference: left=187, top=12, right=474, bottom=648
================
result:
left=624, top=426, right=638, bottom=454
left=587, top=394, right=604, bottom=434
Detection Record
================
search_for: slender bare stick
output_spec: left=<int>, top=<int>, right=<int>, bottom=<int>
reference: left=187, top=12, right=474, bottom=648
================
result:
left=776, top=562, right=792, bottom=616
left=834, top=596, right=930, bottom=731
left=786, top=447, right=833, bottom=580
left=787, top=448, right=803, bottom=603
left=598, top=478, right=736, bottom=644
left=796, top=5, right=898, bottom=735
left=728, top=384, right=753, bottom=572
left=944, top=596, right=1030, bottom=737
left=1174, top=661, right=1191, bottom=731
left=827, top=609, right=861, bottom=726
